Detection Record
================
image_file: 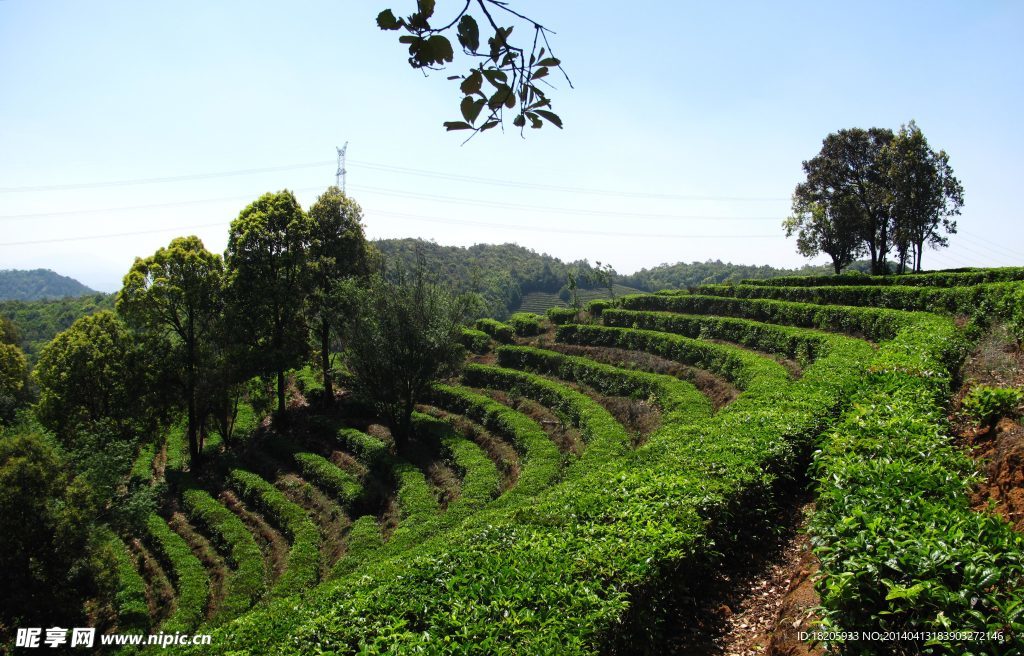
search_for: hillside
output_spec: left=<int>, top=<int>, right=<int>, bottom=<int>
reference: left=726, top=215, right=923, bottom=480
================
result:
left=0, top=268, right=96, bottom=301
left=375, top=239, right=628, bottom=318
left=617, top=259, right=879, bottom=291
left=0, top=293, right=114, bottom=360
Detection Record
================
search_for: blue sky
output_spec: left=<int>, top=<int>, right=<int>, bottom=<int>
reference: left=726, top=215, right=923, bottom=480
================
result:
left=1, top=0, right=1021, bottom=291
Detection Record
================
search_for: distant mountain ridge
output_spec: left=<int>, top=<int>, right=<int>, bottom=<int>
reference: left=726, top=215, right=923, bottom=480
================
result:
left=0, top=268, right=97, bottom=301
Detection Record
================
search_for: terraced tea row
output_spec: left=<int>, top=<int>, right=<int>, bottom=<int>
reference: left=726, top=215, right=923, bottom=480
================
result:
left=172, top=302, right=876, bottom=653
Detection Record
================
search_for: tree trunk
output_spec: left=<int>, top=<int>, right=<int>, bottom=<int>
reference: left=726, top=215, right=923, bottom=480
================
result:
left=320, top=318, right=332, bottom=402
left=277, top=367, right=286, bottom=417
left=832, top=257, right=842, bottom=275
left=187, top=393, right=200, bottom=466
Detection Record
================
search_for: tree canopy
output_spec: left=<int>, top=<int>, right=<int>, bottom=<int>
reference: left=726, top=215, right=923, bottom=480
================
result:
left=344, top=270, right=466, bottom=443
left=306, top=187, right=373, bottom=400
left=787, top=122, right=963, bottom=274
left=225, top=190, right=313, bottom=418
left=118, top=236, right=225, bottom=462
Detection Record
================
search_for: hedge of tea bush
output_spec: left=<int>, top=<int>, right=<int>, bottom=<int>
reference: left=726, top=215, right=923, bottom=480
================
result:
left=226, top=469, right=320, bottom=599
left=474, top=318, right=514, bottom=343
left=740, top=266, right=1024, bottom=288
left=181, top=487, right=265, bottom=620
left=144, top=514, right=209, bottom=632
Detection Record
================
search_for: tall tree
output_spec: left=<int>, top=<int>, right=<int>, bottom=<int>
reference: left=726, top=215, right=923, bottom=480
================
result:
left=225, top=191, right=312, bottom=418
left=117, top=236, right=224, bottom=464
left=795, top=127, right=895, bottom=274
left=306, top=187, right=371, bottom=401
left=783, top=197, right=865, bottom=274
left=344, top=271, right=466, bottom=445
left=33, top=311, right=159, bottom=441
left=885, top=121, right=964, bottom=273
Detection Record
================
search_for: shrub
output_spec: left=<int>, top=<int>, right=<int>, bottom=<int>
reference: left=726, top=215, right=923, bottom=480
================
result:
left=962, top=385, right=1023, bottom=431
left=584, top=299, right=613, bottom=317
left=427, top=383, right=561, bottom=499
left=227, top=469, right=320, bottom=598
left=293, top=452, right=362, bottom=506
left=181, top=487, right=265, bottom=620
left=144, top=514, right=208, bottom=632
left=474, top=318, right=514, bottom=343
left=105, top=532, right=149, bottom=634
left=335, top=427, right=389, bottom=469
left=460, top=327, right=491, bottom=354
left=546, top=306, right=577, bottom=325
left=508, top=312, right=542, bottom=337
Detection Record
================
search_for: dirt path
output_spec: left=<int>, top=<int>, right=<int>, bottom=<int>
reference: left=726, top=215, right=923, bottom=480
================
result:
left=663, top=498, right=823, bottom=656
left=219, top=490, right=289, bottom=584
left=951, top=321, right=1024, bottom=531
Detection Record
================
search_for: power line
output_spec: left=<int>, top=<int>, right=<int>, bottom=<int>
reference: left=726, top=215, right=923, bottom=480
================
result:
left=0, top=155, right=789, bottom=202
left=0, top=184, right=784, bottom=222
left=348, top=184, right=784, bottom=221
left=0, top=208, right=783, bottom=247
left=0, top=186, right=325, bottom=221
left=0, top=223, right=228, bottom=247
left=347, top=158, right=790, bottom=202
left=0, top=161, right=334, bottom=193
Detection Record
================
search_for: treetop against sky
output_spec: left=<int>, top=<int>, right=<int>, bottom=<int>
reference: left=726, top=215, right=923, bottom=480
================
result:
left=0, top=0, right=1021, bottom=291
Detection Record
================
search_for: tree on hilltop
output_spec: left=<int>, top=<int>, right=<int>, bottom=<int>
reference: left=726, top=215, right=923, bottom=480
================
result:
left=117, top=236, right=225, bottom=464
left=344, top=268, right=466, bottom=445
left=225, top=191, right=313, bottom=419
left=787, top=123, right=962, bottom=274
left=306, top=187, right=373, bottom=401
left=885, top=121, right=963, bottom=273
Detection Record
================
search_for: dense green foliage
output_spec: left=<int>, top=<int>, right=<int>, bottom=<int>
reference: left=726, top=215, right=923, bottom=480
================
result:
left=0, top=430, right=104, bottom=630
left=181, top=487, right=265, bottom=620
left=144, top=513, right=209, bottom=632
left=962, top=385, right=1023, bottom=431
left=787, top=123, right=963, bottom=274
left=33, top=310, right=165, bottom=441
left=118, top=236, right=225, bottom=463
left=225, top=191, right=313, bottom=417
left=427, top=383, right=561, bottom=498
left=695, top=281, right=1024, bottom=315
left=375, top=238, right=620, bottom=318
left=617, top=259, right=849, bottom=291
left=227, top=469, right=320, bottom=598
left=345, top=272, right=466, bottom=442
left=103, top=532, right=149, bottom=634
left=741, top=266, right=1024, bottom=288
left=293, top=452, right=363, bottom=505
left=459, top=327, right=491, bottom=354
left=306, top=186, right=372, bottom=399
left=809, top=314, right=1024, bottom=653
left=0, top=293, right=114, bottom=360
left=507, top=312, right=542, bottom=336
left=473, top=317, right=514, bottom=342
left=0, top=268, right=96, bottom=301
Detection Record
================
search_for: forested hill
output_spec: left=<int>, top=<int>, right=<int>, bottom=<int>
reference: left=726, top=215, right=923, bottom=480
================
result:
left=375, top=239, right=609, bottom=318
left=0, top=293, right=114, bottom=360
left=618, top=259, right=875, bottom=291
left=0, top=268, right=96, bottom=301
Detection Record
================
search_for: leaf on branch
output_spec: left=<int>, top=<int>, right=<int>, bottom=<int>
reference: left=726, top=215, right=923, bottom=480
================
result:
left=531, top=66, right=549, bottom=81
left=536, top=57, right=561, bottom=67
left=460, top=96, right=485, bottom=124
left=443, top=121, right=474, bottom=131
left=481, top=69, right=508, bottom=87
left=427, top=35, right=454, bottom=64
left=534, top=110, right=562, bottom=129
left=480, top=120, right=500, bottom=131
left=513, top=114, right=526, bottom=128
left=456, top=15, right=480, bottom=53
left=460, top=70, right=483, bottom=95
left=417, top=0, right=435, bottom=20
left=377, top=9, right=401, bottom=30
